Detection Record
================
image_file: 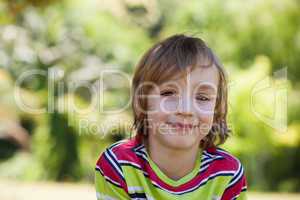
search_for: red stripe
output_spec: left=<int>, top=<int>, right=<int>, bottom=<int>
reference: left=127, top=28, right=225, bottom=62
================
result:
left=97, top=137, right=245, bottom=195
left=110, top=139, right=144, bottom=167
left=96, top=152, right=128, bottom=192
left=106, top=138, right=240, bottom=193
left=221, top=174, right=247, bottom=200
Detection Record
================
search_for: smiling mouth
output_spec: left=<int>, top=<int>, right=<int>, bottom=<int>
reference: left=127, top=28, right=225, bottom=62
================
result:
left=166, top=122, right=199, bottom=129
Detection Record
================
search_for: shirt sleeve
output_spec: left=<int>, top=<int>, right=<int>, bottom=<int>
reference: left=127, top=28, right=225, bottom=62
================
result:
left=221, top=163, right=247, bottom=200
left=95, top=150, right=130, bottom=200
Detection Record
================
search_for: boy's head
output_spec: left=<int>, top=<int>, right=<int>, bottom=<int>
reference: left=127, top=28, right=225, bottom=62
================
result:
left=131, top=34, right=230, bottom=149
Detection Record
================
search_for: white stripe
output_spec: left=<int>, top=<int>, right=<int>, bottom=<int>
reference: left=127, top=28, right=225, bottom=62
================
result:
left=128, top=186, right=144, bottom=193
left=134, top=144, right=145, bottom=151
left=231, top=186, right=247, bottom=200
left=139, top=147, right=147, bottom=153
left=216, top=149, right=236, bottom=161
left=199, top=155, right=223, bottom=173
left=201, top=157, right=216, bottom=166
left=119, top=160, right=142, bottom=168
left=109, top=139, right=128, bottom=150
left=194, top=170, right=235, bottom=192
left=203, top=151, right=214, bottom=158
left=134, top=144, right=149, bottom=163
left=108, top=149, right=122, bottom=168
left=96, top=166, right=121, bottom=186
left=143, top=171, right=149, bottom=176
left=150, top=170, right=235, bottom=195
left=136, top=151, right=148, bottom=161
left=117, top=160, right=149, bottom=178
left=199, top=164, right=209, bottom=173
left=231, top=193, right=240, bottom=200
left=103, top=175, right=121, bottom=186
left=226, top=163, right=243, bottom=189
left=104, top=151, right=124, bottom=179
left=216, top=148, right=245, bottom=189
left=201, top=156, right=223, bottom=166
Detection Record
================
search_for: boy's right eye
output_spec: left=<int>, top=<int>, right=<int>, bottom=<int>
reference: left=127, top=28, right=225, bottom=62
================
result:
left=160, top=90, right=176, bottom=96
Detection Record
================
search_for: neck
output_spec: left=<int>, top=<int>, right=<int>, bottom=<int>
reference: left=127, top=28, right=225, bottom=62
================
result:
left=144, top=137, right=200, bottom=181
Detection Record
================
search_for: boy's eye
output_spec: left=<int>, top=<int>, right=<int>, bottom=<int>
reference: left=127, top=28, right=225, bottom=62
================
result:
left=160, top=90, right=176, bottom=96
left=196, top=95, right=210, bottom=101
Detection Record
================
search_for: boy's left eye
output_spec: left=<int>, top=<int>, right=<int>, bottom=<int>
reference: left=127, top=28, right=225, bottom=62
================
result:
left=196, top=95, right=210, bottom=101
left=160, top=90, right=176, bottom=96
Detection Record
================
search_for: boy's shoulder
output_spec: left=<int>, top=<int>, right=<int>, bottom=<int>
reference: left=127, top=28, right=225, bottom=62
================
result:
left=95, top=137, right=143, bottom=191
left=96, top=136, right=143, bottom=167
left=204, top=147, right=244, bottom=172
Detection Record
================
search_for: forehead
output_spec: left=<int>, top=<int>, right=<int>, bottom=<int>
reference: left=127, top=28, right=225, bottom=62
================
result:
left=161, top=65, right=219, bottom=90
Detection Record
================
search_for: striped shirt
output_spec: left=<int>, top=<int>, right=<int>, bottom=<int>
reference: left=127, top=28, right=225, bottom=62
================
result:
left=95, top=136, right=247, bottom=200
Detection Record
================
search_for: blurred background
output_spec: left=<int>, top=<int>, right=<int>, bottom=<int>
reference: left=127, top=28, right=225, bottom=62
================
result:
left=0, top=0, right=299, bottom=199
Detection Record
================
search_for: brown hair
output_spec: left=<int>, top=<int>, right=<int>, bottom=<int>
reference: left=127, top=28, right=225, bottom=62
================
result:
left=131, top=34, right=230, bottom=149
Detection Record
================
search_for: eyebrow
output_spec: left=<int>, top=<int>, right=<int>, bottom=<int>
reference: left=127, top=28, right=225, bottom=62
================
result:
left=159, top=82, right=217, bottom=95
left=193, top=83, right=217, bottom=94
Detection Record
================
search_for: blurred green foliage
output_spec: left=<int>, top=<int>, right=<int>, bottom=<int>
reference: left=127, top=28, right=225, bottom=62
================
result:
left=0, top=0, right=299, bottom=192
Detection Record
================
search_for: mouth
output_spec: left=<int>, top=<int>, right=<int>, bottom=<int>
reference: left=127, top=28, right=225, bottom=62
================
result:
left=166, top=122, right=199, bottom=130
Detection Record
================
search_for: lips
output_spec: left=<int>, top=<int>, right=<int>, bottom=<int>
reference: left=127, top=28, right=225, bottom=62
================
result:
left=166, top=122, right=198, bottom=129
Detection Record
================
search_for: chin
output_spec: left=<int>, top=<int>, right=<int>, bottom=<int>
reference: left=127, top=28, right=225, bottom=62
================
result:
left=159, top=132, right=200, bottom=150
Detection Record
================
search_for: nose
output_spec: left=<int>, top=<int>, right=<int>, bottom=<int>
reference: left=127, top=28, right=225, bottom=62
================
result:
left=176, top=92, right=193, bottom=116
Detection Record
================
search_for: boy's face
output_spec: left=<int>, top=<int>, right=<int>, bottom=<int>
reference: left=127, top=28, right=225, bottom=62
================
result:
left=146, top=65, right=219, bottom=150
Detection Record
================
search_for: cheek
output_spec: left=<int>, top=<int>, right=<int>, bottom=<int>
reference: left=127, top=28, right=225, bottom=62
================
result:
left=195, top=103, right=216, bottom=132
left=195, top=102, right=216, bottom=122
left=149, top=97, right=179, bottom=114
left=160, top=97, right=179, bottom=113
left=197, top=112, right=214, bottom=125
left=193, top=100, right=216, bottom=114
left=196, top=114, right=214, bottom=135
left=147, top=100, right=167, bottom=126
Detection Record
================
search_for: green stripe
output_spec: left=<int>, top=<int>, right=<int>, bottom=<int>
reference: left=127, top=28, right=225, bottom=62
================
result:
left=145, top=149, right=202, bottom=187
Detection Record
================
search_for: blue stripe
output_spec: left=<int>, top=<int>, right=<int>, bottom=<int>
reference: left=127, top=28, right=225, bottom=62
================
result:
left=95, top=167, right=122, bottom=188
left=225, top=165, right=244, bottom=191
left=103, top=151, right=125, bottom=181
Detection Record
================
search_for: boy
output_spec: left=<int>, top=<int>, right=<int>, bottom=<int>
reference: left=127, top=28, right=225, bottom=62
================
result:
left=95, top=34, right=247, bottom=200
